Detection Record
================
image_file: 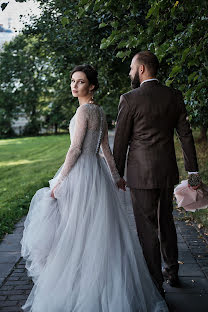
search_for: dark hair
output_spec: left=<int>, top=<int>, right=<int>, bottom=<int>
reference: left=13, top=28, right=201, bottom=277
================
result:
left=71, top=64, right=99, bottom=91
left=135, top=51, right=159, bottom=76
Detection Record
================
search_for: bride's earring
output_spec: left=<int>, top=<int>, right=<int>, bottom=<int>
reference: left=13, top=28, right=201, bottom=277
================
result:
left=89, top=90, right=94, bottom=104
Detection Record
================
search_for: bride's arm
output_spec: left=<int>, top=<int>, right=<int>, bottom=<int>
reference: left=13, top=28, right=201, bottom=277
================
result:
left=100, top=119, right=122, bottom=184
left=51, top=105, right=88, bottom=197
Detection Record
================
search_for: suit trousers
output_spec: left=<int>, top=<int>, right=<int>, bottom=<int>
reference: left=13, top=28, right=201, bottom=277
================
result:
left=130, top=187, right=179, bottom=291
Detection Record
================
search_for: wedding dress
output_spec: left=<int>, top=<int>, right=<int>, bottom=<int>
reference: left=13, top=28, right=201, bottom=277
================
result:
left=21, top=103, right=168, bottom=312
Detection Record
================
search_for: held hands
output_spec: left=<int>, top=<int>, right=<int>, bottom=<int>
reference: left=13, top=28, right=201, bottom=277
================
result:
left=116, top=178, right=127, bottom=191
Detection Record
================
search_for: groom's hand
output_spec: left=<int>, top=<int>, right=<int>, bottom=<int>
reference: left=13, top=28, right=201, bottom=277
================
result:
left=117, top=178, right=126, bottom=191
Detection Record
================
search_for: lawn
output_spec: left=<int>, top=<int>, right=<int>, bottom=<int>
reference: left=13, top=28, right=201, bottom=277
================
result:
left=0, top=131, right=208, bottom=240
left=0, top=135, right=69, bottom=240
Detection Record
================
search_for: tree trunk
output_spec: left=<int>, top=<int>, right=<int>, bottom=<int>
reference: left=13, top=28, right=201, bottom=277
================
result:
left=54, top=123, right=58, bottom=134
left=199, top=126, right=207, bottom=142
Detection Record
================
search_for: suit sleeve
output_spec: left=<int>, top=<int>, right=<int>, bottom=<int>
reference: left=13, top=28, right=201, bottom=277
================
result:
left=176, top=91, right=198, bottom=172
left=113, top=94, right=133, bottom=178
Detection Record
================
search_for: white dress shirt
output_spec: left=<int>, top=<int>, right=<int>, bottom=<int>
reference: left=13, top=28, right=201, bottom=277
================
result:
left=140, top=78, right=159, bottom=86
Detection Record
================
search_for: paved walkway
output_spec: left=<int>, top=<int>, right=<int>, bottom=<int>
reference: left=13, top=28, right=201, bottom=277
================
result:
left=0, top=133, right=208, bottom=311
left=0, top=210, right=208, bottom=311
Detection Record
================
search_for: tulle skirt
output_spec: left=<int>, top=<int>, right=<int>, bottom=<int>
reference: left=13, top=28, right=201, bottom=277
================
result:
left=21, top=154, right=168, bottom=311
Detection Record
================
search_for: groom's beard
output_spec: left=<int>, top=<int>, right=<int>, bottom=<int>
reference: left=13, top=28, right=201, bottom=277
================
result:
left=131, top=71, right=140, bottom=89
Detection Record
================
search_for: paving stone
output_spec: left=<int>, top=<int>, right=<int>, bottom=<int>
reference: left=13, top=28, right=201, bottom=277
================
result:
left=176, top=232, right=184, bottom=238
left=0, top=252, right=20, bottom=264
left=16, top=265, right=25, bottom=269
left=0, top=242, right=21, bottom=252
left=0, top=285, right=14, bottom=291
left=166, top=293, right=208, bottom=312
left=189, top=247, right=208, bottom=253
left=2, top=234, right=22, bottom=242
left=178, top=251, right=197, bottom=264
left=0, top=290, right=24, bottom=296
left=18, top=300, right=26, bottom=306
left=9, top=273, right=23, bottom=278
left=0, top=296, right=7, bottom=301
left=197, top=259, right=208, bottom=265
left=0, top=264, right=13, bottom=278
left=8, top=294, right=27, bottom=300
left=15, top=219, right=25, bottom=227
left=12, top=227, right=23, bottom=234
left=12, top=269, right=24, bottom=273
left=179, top=263, right=205, bottom=277
left=0, top=301, right=18, bottom=307
left=5, top=280, right=30, bottom=286
left=14, top=284, right=32, bottom=290
left=0, top=307, right=22, bottom=311
left=164, top=277, right=208, bottom=294
left=20, top=276, right=30, bottom=281
left=177, top=242, right=189, bottom=251
left=5, top=276, right=20, bottom=281
left=192, top=252, right=208, bottom=258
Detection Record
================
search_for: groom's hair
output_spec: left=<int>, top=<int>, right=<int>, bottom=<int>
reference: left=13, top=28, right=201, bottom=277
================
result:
left=134, top=51, right=159, bottom=76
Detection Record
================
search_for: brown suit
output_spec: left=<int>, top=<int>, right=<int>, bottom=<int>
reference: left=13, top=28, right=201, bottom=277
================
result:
left=113, top=80, right=198, bottom=290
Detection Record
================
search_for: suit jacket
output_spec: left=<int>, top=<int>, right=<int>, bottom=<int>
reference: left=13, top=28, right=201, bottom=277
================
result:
left=113, top=80, right=198, bottom=189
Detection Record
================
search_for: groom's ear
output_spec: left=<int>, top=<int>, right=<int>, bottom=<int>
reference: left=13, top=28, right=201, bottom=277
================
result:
left=139, top=64, right=145, bottom=74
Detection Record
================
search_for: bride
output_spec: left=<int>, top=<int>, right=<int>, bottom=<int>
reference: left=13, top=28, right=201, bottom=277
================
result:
left=21, top=64, right=169, bottom=311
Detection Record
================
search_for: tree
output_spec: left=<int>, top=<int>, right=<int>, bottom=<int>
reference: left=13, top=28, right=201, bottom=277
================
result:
left=0, top=34, right=50, bottom=136
left=0, top=0, right=131, bottom=137
left=74, top=0, right=208, bottom=140
left=0, top=40, right=20, bottom=137
left=0, top=31, right=72, bottom=136
left=144, top=0, right=208, bottom=141
left=3, top=0, right=207, bottom=139
left=23, top=0, right=130, bottom=120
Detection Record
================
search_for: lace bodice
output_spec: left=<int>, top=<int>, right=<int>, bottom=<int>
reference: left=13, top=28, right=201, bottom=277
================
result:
left=54, top=104, right=120, bottom=189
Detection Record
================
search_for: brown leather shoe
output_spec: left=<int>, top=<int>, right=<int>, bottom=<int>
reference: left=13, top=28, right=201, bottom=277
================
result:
left=162, top=268, right=180, bottom=287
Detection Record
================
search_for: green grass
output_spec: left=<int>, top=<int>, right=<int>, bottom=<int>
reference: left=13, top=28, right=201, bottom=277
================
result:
left=0, top=135, right=69, bottom=240
left=175, top=133, right=208, bottom=229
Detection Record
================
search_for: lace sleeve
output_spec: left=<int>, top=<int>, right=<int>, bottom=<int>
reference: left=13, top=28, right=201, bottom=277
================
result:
left=54, top=105, right=88, bottom=188
left=101, top=119, right=120, bottom=183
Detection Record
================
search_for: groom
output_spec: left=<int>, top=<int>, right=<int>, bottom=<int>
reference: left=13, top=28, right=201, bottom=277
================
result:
left=113, top=51, right=200, bottom=295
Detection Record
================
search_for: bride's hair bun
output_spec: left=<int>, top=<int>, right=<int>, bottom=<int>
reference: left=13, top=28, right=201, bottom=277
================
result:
left=71, top=64, right=99, bottom=91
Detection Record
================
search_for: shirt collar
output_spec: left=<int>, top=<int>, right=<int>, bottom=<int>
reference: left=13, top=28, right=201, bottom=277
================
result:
left=140, top=78, right=159, bottom=86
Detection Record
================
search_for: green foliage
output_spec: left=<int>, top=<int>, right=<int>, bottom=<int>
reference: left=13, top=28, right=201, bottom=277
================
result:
left=1, top=0, right=207, bottom=136
left=0, top=0, right=131, bottom=136
left=0, top=34, right=53, bottom=136
left=146, top=0, right=208, bottom=132
left=76, top=0, right=208, bottom=135
left=1, top=2, right=9, bottom=11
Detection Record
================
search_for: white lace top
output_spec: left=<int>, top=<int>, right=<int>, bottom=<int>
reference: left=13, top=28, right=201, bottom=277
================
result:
left=54, top=103, right=120, bottom=188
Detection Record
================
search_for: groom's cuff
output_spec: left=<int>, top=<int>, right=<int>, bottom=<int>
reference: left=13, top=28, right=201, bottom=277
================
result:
left=188, top=172, right=198, bottom=174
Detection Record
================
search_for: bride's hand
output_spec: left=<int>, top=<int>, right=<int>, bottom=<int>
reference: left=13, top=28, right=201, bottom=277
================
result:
left=117, top=178, right=126, bottom=191
left=51, top=186, right=57, bottom=199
